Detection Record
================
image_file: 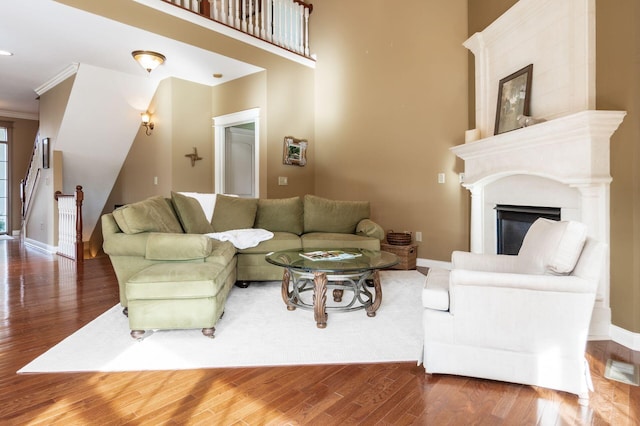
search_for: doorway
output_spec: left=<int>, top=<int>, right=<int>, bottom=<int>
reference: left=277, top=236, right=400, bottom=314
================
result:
left=213, top=108, right=260, bottom=198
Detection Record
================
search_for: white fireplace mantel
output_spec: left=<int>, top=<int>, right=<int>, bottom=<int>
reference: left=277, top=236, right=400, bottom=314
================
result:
left=452, top=110, right=626, bottom=187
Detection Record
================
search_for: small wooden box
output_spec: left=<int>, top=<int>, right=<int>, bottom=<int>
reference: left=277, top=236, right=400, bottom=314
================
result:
left=380, top=243, right=418, bottom=270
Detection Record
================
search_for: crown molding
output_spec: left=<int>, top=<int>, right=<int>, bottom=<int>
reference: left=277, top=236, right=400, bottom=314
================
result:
left=0, top=109, right=39, bottom=120
left=34, top=63, right=79, bottom=96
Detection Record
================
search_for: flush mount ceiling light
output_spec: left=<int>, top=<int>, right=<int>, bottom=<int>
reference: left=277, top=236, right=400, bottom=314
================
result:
left=131, top=50, right=166, bottom=73
left=0, top=50, right=14, bottom=56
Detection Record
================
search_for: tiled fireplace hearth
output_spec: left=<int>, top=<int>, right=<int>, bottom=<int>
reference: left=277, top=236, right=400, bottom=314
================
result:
left=452, top=0, right=626, bottom=338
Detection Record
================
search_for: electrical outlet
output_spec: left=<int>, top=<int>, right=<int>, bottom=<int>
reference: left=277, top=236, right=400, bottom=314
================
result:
left=415, top=231, right=422, bottom=242
left=153, top=176, right=158, bottom=185
left=459, top=173, right=465, bottom=183
left=438, top=173, right=445, bottom=184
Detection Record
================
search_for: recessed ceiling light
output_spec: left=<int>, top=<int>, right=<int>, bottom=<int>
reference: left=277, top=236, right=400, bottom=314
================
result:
left=0, top=50, right=14, bottom=56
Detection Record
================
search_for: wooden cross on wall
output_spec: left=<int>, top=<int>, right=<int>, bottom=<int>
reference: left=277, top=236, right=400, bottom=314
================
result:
left=185, top=147, right=203, bottom=167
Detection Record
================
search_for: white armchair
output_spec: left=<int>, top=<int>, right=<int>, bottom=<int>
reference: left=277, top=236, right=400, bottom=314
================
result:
left=422, top=218, right=606, bottom=406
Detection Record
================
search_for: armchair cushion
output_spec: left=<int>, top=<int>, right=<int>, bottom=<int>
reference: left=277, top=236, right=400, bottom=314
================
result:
left=422, top=268, right=450, bottom=311
left=171, top=192, right=213, bottom=234
left=518, top=218, right=587, bottom=275
left=112, top=196, right=183, bottom=235
left=211, top=194, right=258, bottom=232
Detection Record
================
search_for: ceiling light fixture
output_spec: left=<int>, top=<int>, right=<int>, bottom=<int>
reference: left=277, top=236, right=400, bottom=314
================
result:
left=131, top=50, right=166, bottom=73
left=0, top=50, right=14, bottom=56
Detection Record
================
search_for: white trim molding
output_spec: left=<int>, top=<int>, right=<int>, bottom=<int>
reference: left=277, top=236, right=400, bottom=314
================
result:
left=610, top=325, right=640, bottom=351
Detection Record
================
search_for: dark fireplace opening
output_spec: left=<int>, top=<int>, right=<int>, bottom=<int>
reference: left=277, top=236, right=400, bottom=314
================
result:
left=496, top=205, right=561, bottom=255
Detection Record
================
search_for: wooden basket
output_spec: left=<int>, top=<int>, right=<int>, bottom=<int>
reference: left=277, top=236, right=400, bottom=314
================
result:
left=386, top=231, right=412, bottom=246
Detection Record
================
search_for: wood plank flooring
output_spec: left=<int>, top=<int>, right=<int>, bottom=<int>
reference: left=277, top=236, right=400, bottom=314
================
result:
left=1, top=238, right=639, bottom=425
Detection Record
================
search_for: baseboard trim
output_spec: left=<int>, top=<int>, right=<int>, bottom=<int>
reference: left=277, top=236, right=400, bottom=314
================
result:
left=611, top=325, right=640, bottom=351
left=417, top=258, right=452, bottom=270
left=24, top=238, right=57, bottom=255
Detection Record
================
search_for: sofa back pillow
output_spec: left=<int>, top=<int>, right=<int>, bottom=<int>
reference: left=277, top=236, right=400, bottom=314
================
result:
left=254, top=197, right=304, bottom=235
left=112, top=196, right=183, bottom=234
left=303, top=195, right=370, bottom=234
left=177, top=192, right=218, bottom=222
left=518, top=218, right=587, bottom=275
left=171, top=192, right=213, bottom=234
left=211, top=194, right=259, bottom=232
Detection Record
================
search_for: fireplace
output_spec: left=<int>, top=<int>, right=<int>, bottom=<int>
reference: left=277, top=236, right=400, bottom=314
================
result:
left=451, top=0, right=626, bottom=338
left=495, top=205, right=560, bottom=255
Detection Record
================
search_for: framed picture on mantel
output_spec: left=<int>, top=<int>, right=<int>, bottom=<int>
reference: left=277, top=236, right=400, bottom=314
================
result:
left=494, top=64, right=533, bottom=135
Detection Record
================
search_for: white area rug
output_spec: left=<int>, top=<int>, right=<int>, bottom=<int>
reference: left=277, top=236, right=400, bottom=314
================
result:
left=18, top=270, right=425, bottom=373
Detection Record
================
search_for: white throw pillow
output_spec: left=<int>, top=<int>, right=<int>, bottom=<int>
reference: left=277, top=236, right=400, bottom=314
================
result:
left=518, top=218, right=587, bottom=275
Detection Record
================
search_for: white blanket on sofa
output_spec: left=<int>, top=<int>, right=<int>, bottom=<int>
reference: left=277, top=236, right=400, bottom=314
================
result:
left=205, top=228, right=274, bottom=249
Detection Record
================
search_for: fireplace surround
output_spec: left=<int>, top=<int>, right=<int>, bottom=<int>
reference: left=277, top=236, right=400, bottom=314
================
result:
left=452, top=0, right=626, bottom=338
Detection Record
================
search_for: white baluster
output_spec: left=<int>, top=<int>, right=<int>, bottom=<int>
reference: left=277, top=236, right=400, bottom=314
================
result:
left=220, top=0, right=226, bottom=24
left=209, top=0, right=215, bottom=19
left=304, top=5, right=309, bottom=56
left=297, top=3, right=303, bottom=53
left=234, top=0, right=239, bottom=28
left=261, top=0, right=267, bottom=39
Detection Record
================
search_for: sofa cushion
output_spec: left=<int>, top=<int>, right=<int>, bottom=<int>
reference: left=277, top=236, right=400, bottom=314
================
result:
left=254, top=197, right=304, bottom=235
left=205, top=240, right=238, bottom=266
left=238, top=232, right=302, bottom=254
left=518, top=218, right=588, bottom=275
left=178, top=192, right=218, bottom=222
left=303, top=195, right=370, bottom=234
left=112, top=196, right=183, bottom=234
left=126, top=263, right=226, bottom=300
left=171, top=192, right=214, bottom=234
left=301, top=232, right=380, bottom=251
left=145, top=233, right=213, bottom=261
left=211, top=194, right=258, bottom=232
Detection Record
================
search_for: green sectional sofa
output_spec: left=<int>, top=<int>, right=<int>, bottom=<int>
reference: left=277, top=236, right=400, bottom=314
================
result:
left=102, top=193, right=384, bottom=339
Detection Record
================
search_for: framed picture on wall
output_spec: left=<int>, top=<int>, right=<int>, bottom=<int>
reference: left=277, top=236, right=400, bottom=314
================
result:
left=42, top=137, right=50, bottom=169
left=283, top=136, right=307, bottom=166
left=494, top=64, right=533, bottom=135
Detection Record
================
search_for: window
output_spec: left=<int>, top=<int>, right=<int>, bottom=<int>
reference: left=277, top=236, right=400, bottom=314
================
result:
left=0, top=127, right=7, bottom=234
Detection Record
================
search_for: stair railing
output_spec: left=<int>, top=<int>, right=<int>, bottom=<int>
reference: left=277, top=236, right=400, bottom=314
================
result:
left=20, top=135, right=42, bottom=222
left=165, top=0, right=313, bottom=58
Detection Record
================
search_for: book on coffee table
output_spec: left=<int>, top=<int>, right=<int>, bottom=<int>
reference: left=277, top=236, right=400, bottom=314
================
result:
left=299, top=250, right=362, bottom=261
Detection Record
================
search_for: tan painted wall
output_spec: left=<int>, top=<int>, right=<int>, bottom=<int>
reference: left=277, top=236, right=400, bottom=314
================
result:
left=28, top=75, right=75, bottom=246
left=597, top=0, right=640, bottom=333
left=469, top=0, right=640, bottom=334
left=1, top=117, right=39, bottom=234
left=312, top=0, right=470, bottom=261
left=106, top=77, right=215, bottom=206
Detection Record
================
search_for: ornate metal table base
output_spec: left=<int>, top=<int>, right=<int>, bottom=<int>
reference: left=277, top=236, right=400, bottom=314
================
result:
left=280, top=268, right=383, bottom=328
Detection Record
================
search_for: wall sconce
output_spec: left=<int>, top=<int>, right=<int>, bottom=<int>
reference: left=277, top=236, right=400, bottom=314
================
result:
left=131, top=50, right=166, bottom=73
left=141, top=112, right=154, bottom=136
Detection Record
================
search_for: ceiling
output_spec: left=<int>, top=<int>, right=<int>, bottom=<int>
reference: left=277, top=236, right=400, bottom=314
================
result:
left=0, top=0, right=263, bottom=120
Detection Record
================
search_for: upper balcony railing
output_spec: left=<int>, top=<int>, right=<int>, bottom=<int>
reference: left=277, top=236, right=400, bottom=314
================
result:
left=165, top=0, right=313, bottom=58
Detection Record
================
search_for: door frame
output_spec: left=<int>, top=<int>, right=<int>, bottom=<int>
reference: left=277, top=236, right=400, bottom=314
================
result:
left=213, top=108, right=260, bottom=197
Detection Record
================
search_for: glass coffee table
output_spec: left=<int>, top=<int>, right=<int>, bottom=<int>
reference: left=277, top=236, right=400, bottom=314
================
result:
left=265, top=249, right=399, bottom=328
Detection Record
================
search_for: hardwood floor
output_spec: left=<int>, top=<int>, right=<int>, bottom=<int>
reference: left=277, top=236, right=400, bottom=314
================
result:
left=1, top=238, right=639, bottom=425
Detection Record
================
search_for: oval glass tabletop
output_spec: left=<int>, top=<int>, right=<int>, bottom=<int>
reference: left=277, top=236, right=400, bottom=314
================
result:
left=265, top=248, right=399, bottom=273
